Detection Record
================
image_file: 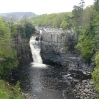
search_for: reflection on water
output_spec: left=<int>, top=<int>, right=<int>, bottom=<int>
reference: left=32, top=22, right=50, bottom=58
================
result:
left=19, top=63, right=76, bottom=99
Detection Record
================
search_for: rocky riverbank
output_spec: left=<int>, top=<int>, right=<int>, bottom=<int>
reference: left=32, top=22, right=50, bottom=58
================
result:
left=73, top=79, right=98, bottom=99
left=35, top=27, right=98, bottom=99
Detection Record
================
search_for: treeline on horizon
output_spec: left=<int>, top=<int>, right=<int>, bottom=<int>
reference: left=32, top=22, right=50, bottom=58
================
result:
left=29, top=0, right=99, bottom=97
left=29, top=12, right=72, bottom=29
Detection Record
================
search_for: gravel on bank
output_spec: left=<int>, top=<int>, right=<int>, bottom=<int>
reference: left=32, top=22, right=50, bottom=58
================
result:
left=73, top=79, right=98, bottom=99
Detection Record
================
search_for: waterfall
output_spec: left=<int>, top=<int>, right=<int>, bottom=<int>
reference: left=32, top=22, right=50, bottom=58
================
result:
left=30, top=36, right=47, bottom=68
left=30, top=36, right=42, bottom=63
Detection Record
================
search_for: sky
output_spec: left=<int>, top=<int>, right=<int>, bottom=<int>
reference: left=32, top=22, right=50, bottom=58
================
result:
left=0, top=0, right=94, bottom=15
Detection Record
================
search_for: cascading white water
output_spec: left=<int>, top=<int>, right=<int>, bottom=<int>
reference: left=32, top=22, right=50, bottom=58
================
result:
left=30, top=36, right=47, bottom=68
left=30, top=36, right=42, bottom=63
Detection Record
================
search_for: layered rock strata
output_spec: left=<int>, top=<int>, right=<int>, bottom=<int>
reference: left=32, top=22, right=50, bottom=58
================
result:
left=38, top=27, right=94, bottom=74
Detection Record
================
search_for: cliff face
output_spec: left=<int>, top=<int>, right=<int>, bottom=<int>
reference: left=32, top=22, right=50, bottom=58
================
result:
left=40, top=28, right=77, bottom=65
left=13, top=33, right=32, bottom=65
left=7, top=33, right=32, bottom=83
left=39, top=28, right=94, bottom=74
left=41, top=29, right=76, bottom=62
left=41, top=28, right=77, bottom=54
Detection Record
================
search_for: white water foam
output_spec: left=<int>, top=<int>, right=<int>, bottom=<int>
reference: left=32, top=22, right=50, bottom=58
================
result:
left=30, top=36, right=47, bottom=68
left=30, top=62, right=47, bottom=68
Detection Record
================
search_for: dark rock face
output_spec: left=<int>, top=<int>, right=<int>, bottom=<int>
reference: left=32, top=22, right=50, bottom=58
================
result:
left=40, top=28, right=77, bottom=64
left=13, top=33, right=32, bottom=65
left=39, top=28, right=97, bottom=99
left=8, top=33, right=33, bottom=83
left=38, top=28, right=94, bottom=75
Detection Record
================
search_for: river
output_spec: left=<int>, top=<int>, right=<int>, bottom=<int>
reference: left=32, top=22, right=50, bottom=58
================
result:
left=19, top=36, right=76, bottom=99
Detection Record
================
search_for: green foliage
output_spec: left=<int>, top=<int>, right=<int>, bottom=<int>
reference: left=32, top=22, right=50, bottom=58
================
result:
left=0, top=17, right=16, bottom=59
left=24, top=22, right=36, bottom=38
left=17, top=21, right=36, bottom=38
left=29, top=12, right=72, bottom=29
left=94, top=0, right=99, bottom=11
left=0, top=80, right=24, bottom=99
left=72, top=0, right=99, bottom=97
left=0, top=16, right=36, bottom=78
left=11, top=24, right=17, bottom=36
left=72, top=5, right=82, bottom=29
left=92, top=54, right=99, bottom=98
left=74, top=1, right=99, bottom=62
left=17, top=24, right=25, bottom=37
left=92, top=68, right=99, bottom=91
left=72, top=0, right=85, bottom=30
left=60, top=16, right=74, bottom=29
left=0, top=17, right=9, bottom=36
left=0, top=90, right=10, bottom=99
left=0, top=17, right=18, bottom=77
left=76, top=38, right=93, bottom=61
left=71, top=1, right=99, bottom=97
left=0, top=58, right=18, bottom=77
left=60, top=21, right=67, bottom=29
left=0, top=16, right=33, bottom=99
left=11, top=81, right=25, bottom=99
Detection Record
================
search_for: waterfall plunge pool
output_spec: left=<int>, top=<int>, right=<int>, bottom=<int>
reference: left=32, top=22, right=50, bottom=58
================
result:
left=19, top=36, right=76, bottom=99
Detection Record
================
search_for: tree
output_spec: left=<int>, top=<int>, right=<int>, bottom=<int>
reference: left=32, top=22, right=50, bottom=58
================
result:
left=17, top=21, right=36, bottom=39
left=29, top=12, right=72, bottom=29
left=94, top=0, right=99, bottom=11
left=0, top=17, right=18, bottom=77
left=72, top=1, right=85, bottom=28
left=92, top=54, right=99, bottom=98
left=24, top=22, right=36, bottom=38
left=0, top=17, right=15, bottom=59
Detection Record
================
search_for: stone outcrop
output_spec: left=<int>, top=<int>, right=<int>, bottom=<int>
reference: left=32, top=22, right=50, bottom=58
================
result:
left=38, top=27, right=94, bottom=74
left=13, top=33, right=32, bottom=65
left=40, top=28, right=77, bottom=65
left=40, top=28, right=77, bottom=54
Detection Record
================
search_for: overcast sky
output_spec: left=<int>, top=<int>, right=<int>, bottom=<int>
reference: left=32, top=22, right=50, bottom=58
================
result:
left=0, top=0, right=94, bottom=15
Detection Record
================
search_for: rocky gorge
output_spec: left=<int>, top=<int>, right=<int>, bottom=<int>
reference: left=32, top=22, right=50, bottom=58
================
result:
left=37, top=27, right=94, bottom=73
left=35, top=27, right=98, bottom=99
left=10, top=27, right=98, bottom=99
